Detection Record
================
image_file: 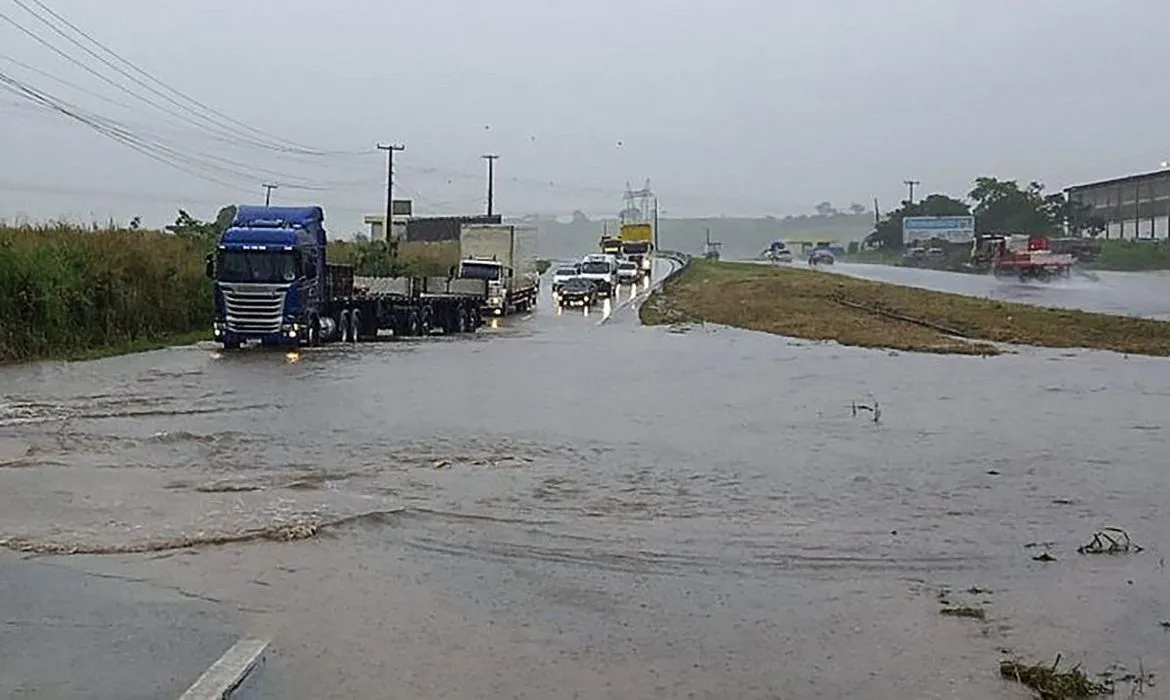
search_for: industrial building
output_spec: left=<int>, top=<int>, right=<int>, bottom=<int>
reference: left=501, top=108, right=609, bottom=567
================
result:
left=1064, top=167, right=1170, bottom=239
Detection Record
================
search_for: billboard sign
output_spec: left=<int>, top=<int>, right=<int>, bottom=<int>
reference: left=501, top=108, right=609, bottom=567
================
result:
left=902, top=216, right=975, bottom=245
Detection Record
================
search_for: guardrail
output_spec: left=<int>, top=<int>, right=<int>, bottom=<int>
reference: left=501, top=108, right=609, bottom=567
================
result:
left=653, top=250, right=692, bottom=290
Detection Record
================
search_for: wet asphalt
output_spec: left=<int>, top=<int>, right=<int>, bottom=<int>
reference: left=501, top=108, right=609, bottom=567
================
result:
left=1, top=255, right=1168, bottom=698
left=812, top=259, right=1170, bottom=320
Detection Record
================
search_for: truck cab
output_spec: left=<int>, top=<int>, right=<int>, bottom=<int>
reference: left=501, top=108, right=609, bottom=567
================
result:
left=578, top=255, right=618, bottom=297
left=620, top=240, right=652, bottom=272
left=205, top=205, right=333, bottom=349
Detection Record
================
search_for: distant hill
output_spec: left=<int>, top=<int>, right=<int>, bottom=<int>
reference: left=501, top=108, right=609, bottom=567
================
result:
left=512, top=211, right=874, bottom=261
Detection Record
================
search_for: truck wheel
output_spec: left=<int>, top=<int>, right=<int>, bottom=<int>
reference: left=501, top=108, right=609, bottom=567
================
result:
left=305, top=315, right=320, bottom=347
left=349, top=310, right=362, bottom=342
left=337, top=311, right=350, bottom=343
left=420, top=308, right=433, bottom=335
left=408, top=312, right=421, bottom=336
left=457, top=307, right=469, bottom=333
left=222, top=340, right=240, bottom=351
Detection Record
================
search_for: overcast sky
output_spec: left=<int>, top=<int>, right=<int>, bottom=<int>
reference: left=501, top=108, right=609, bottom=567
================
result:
left=1, top=0, right=1168, bottom=234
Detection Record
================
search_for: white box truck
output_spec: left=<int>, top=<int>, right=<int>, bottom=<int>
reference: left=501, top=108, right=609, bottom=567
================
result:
left=451, top=224, right=540, bottom=316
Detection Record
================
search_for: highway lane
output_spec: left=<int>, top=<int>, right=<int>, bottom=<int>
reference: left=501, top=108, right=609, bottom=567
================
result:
left=10, top=251, right=1167, bottom=699
left=820, top=260, right=1170, bottom=320
left=0, top=254, right=676, bottom=699
left=0, top=552, right=240, bottom=700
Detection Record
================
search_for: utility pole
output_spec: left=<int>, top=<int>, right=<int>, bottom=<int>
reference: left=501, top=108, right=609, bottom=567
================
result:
left=903, top=179, right=920, bottom=204
left=652, top=195, right=659, bottom=251
left=377, top=143, right=404, bottom=246
left=482, top=153, right=499, bottom=216
left=262, top=183, right=278, bottom=206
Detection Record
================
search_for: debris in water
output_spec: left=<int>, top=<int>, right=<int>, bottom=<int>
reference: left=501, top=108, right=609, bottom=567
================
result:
left=940, top=606, right=986, bottom=620
left=850, top=401, right=881, bottom=423
left=1033, top=552, right=1057, bottom=562
left=194, top=481, right=263, bottom=493
left=1078, top=527, right=1143, bottom=555
left=1000, top=656, right=1110, bottom=699
left=433, top=459, right=451, bottom=469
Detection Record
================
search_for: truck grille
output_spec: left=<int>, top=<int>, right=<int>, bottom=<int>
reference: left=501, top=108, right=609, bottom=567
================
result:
left=220, top=283, right=287, bottom=334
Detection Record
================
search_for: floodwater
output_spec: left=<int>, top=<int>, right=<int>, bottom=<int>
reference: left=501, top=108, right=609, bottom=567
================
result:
left=1, top=258, right=1168, bottom=699
left=828, top=261, right=1170, bottom=320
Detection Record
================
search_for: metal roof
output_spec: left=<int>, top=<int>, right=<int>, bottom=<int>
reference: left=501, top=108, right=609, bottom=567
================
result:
left=1064, top=167, right=1170, bottom=192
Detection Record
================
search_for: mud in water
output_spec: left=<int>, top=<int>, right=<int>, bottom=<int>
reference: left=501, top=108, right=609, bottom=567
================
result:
left=1, top=262, right=1167, bottom=698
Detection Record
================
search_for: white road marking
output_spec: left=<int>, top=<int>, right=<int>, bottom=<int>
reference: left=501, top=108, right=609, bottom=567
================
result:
left=178, top=638, right=270, bottom=700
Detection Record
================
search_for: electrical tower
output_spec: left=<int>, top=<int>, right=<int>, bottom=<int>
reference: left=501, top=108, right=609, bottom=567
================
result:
left=620, top=178, right=655, bottom=224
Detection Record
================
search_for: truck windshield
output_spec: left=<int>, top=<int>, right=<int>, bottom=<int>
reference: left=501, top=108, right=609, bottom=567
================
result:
left=555, top=268, right=577, bottom=276
left=622, top=242, right=649, bottom=254
left=581, top=262, right=610, bottom=274
left=460, top=261, right=502, bottom=280
left=217, top=249, right=297, bottom=283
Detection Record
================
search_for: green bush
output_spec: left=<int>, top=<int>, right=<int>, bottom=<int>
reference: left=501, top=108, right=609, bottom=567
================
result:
left=1092, top=239, right=1170, bottom=271
left=0, top=223, right=212, bottom=363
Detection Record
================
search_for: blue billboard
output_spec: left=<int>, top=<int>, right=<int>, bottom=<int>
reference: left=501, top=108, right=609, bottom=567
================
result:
left=902, top=216, right=976, bottom=244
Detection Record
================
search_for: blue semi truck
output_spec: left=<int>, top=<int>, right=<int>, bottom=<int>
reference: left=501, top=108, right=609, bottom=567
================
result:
left=204, top=205, right=483, bottom=349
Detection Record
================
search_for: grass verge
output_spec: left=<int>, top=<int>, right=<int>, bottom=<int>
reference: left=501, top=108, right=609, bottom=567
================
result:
left=0, top=223, right=212, bottom=364
left=639, top=259, right=1170, bottom=356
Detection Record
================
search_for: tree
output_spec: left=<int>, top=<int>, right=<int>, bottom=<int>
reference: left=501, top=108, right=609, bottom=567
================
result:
left=570, top=210, right=590, bottom=224
left=967, top=177, right=1060, bottom=235
left=1061, top=198, right=1107, bottom=238
left=865, top=193, right=970, bottom=250
left=813, top=201, right=837, bottom=217
left=848, top=203, right=866, bottom=216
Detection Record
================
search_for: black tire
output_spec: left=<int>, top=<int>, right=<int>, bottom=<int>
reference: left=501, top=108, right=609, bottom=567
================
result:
left=337, top=310, right=350, bottom=342
left=407, top=312, right=421, bottom=336
left=457, top=308, right=469, bottom=333
left=304, top=315, right=320, bottom=347
left=349, top=309, right=362, bottom=342
left=222, top=340, right=240, bottom=350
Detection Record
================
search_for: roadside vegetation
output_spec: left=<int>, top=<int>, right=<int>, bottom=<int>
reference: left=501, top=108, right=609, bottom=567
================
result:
left=1090, top=239, right=1170, bottom=271
left=0, top=221, right=213, bottom=364
left=640, top=259, right=1170, bottom=357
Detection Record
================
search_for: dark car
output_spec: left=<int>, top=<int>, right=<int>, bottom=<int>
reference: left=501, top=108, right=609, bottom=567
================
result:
left=557, top=277, right=598, bottom=308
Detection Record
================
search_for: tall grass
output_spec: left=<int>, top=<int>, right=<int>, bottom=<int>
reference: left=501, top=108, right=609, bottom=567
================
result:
left=1092, top=239, right=1170, bottom=271
left=0, top=223, right=212, bottom=363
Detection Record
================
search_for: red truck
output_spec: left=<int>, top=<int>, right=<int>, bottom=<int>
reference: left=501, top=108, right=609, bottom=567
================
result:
left=970, top=233, right=1074, bottom=282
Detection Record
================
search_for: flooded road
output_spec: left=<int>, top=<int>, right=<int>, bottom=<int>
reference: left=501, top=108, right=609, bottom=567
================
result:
left=828, top=261, right=1170, bottom=320
left=2, top=256, right=1168, bottom=698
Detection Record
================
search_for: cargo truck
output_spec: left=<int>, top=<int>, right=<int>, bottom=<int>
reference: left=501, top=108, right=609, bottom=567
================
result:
left=619, top=222, right=653, bottom=273
left=599, top=235, right=623, bottom=256
left=205, top=205, right=483, bottom=350
left=450, top=223, right=540, bottom=316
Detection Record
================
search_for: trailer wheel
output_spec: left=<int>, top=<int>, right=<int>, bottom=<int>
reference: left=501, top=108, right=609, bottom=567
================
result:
left=349, top=309, right=362, bottom=342
left=407, top=311, right=421, bottom=336
left=1035, top=267, right=1051, bottom=283
left=420, top=307, right=433, bottom=335
left=337, top=310, right=350, bottom=342
left=458, top=307, right=471, bottom=333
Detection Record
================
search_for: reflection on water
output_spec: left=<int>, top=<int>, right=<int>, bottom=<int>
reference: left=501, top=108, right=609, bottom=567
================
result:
left=1, top=259, right=1166, bottom=697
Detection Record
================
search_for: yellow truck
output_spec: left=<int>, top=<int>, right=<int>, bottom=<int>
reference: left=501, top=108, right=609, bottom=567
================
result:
left=619, top=223, right=653, bottom=272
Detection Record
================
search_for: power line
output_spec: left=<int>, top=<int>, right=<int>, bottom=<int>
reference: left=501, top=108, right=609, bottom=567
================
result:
left=0, top=68, right=384, bottom=191
left=4, top=0, right=367, bottom=157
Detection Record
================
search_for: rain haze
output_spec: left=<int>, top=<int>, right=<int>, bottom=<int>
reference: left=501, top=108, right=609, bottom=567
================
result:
left=3, top=0, right=1169, bottom=233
